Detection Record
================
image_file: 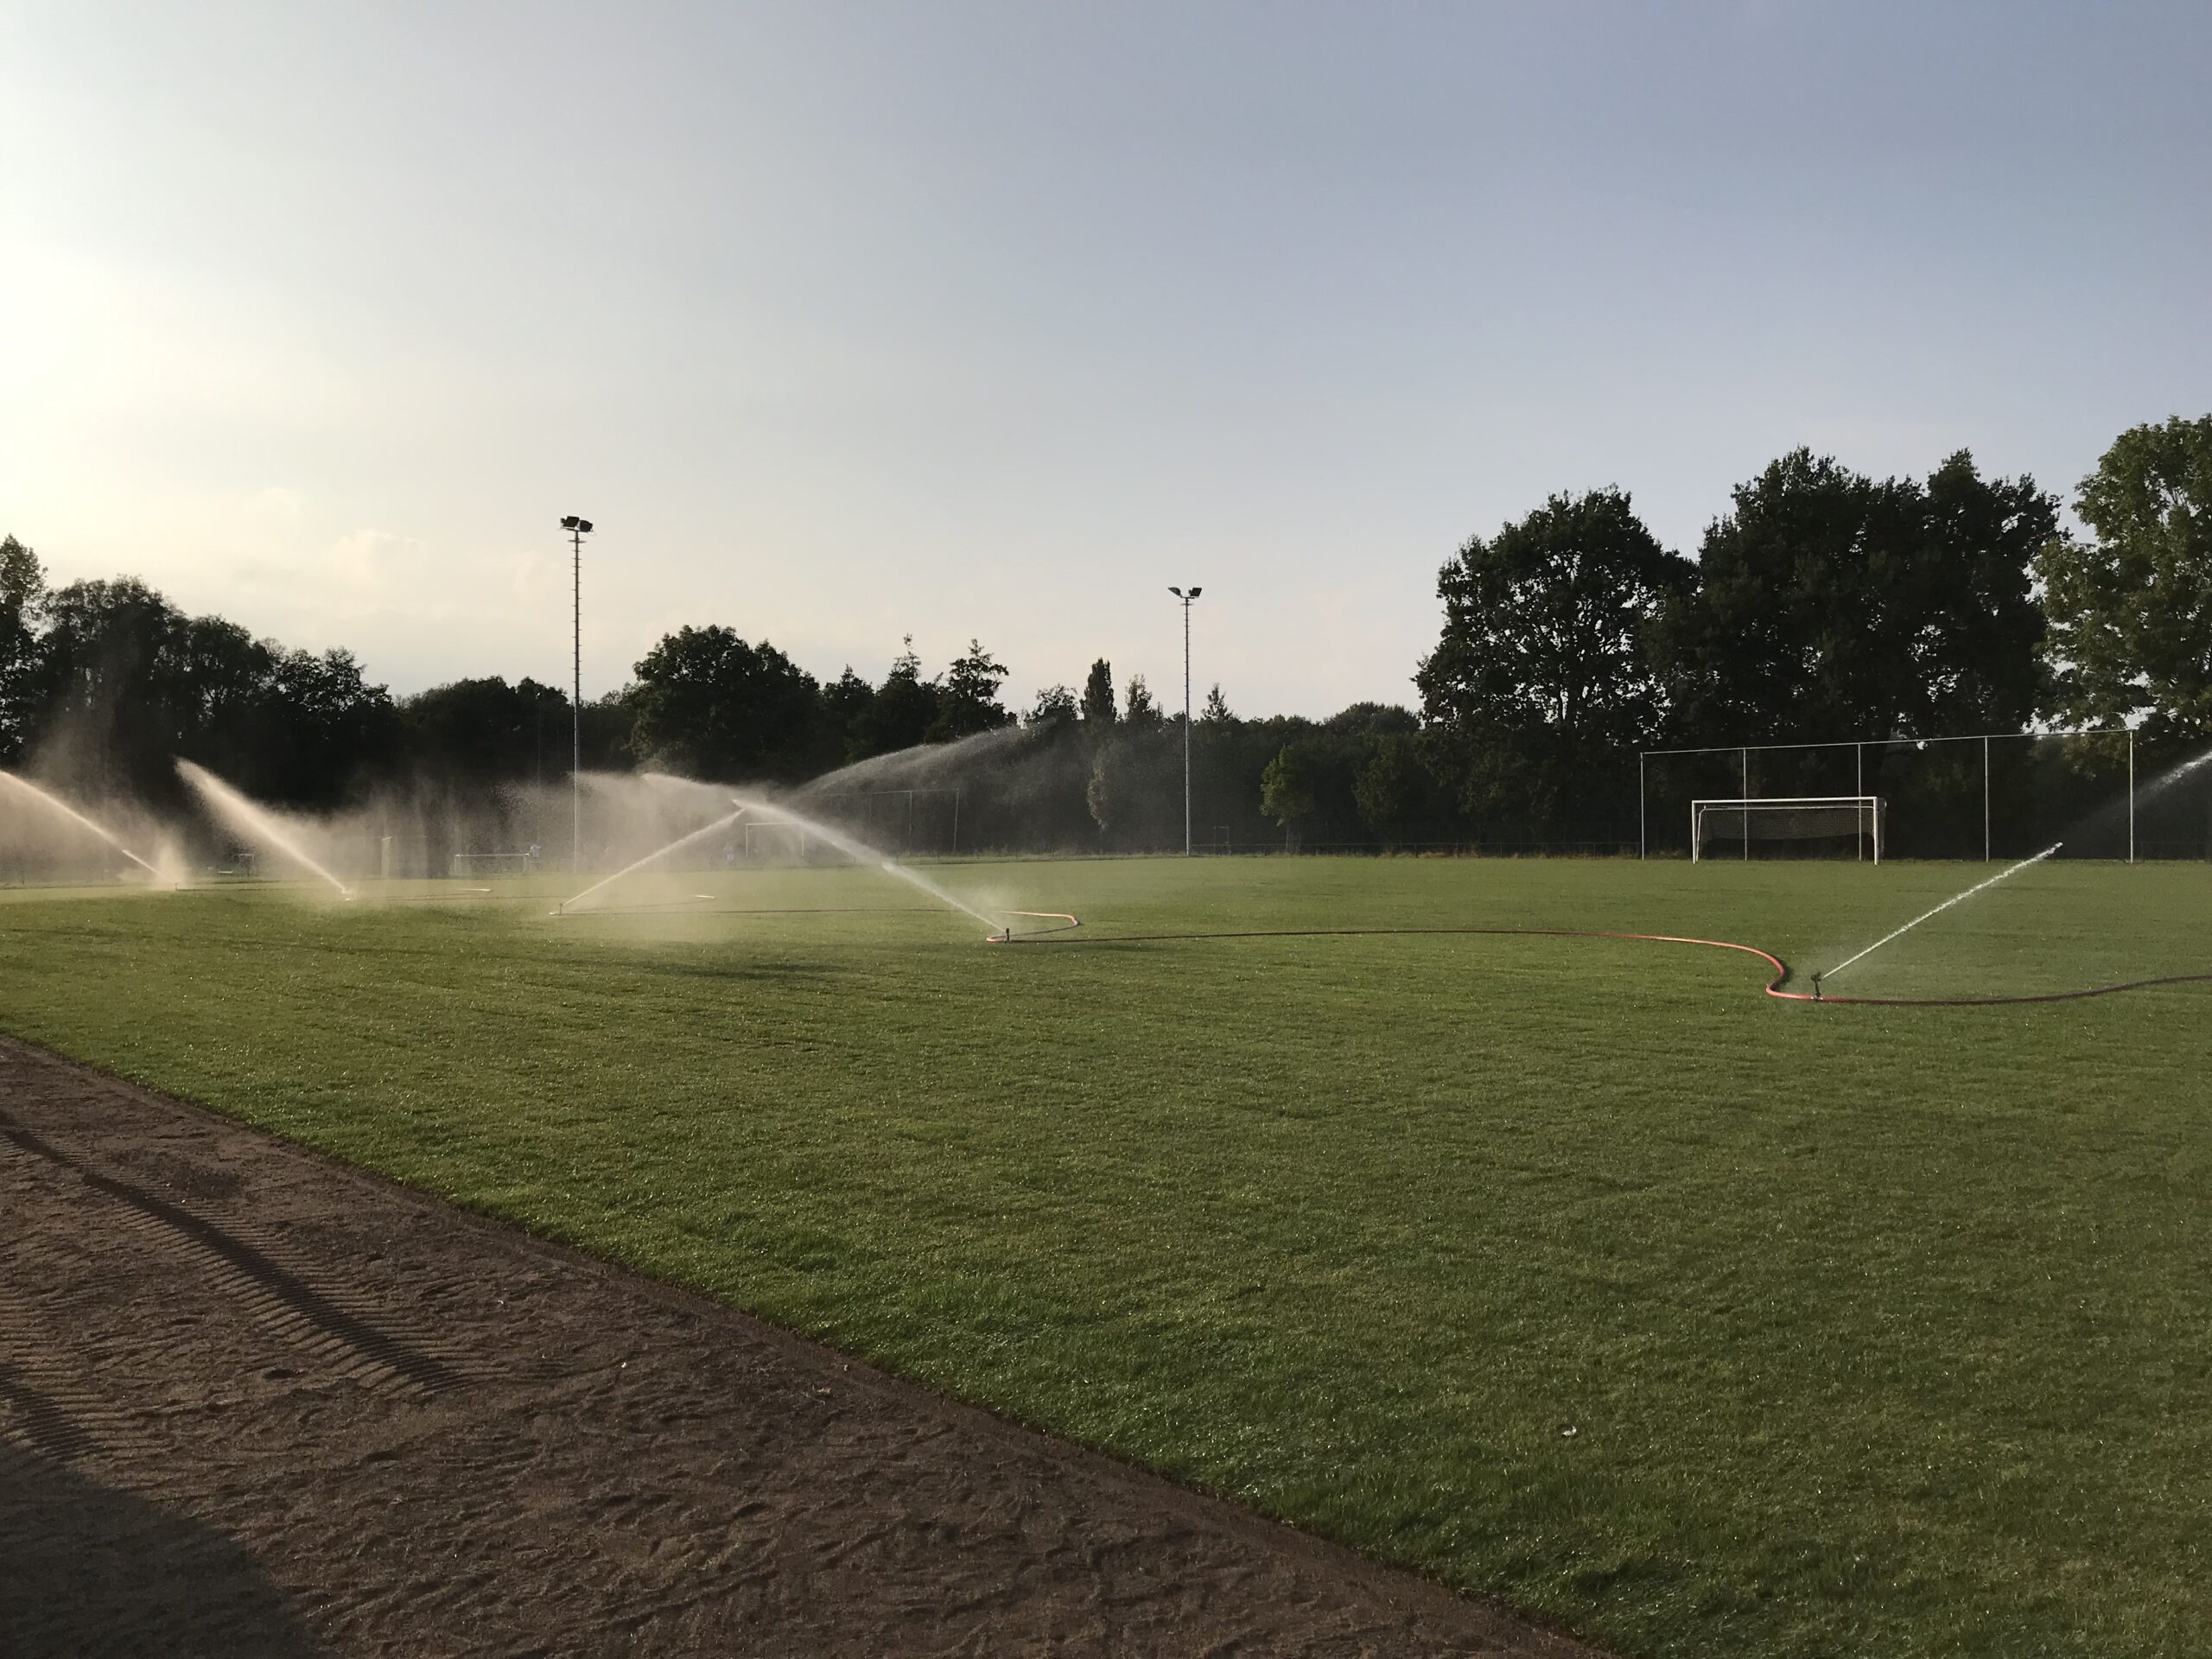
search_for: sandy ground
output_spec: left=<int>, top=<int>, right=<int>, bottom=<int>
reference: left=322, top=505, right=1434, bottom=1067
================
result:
left=0, top=1035, right=1602, bottom=1657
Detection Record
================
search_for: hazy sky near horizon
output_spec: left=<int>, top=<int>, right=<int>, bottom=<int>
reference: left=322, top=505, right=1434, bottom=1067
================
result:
left=4, top=2, right=2208, bottom=718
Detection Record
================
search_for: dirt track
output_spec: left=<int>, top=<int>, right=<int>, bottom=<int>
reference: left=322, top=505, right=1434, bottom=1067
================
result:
left=0, top=1036, right=1599, bottom=1657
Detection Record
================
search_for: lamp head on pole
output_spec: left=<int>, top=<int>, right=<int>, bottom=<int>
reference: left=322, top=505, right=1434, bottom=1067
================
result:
left=1168, top=586, right=1181, bottom=598
left=561, top=515, right=594, bottom=533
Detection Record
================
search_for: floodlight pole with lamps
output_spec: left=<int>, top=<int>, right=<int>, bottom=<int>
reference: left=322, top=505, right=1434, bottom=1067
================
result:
left=561, top=516, right=594, bottom=871
left=1168, top=586, right=1203, bottom=855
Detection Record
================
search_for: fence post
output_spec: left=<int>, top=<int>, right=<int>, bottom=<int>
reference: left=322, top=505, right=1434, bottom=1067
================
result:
left=1638, top=753, right=1646, bottom=860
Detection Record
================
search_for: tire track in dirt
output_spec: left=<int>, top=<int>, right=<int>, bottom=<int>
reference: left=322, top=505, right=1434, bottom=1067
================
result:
left=0, top=1116, right=467, bottom=1400
left=0, top=1362, right=98, bottom=1463
left=0, top=1285, right=160, bottom=1466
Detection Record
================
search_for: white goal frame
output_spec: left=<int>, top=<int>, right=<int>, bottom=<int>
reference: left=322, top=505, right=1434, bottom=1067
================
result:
left=743, top=821, right=810, bottom=862
left=450, top=851, right=534, bottom=878
left=1691, top=796, right=1885, bottom=864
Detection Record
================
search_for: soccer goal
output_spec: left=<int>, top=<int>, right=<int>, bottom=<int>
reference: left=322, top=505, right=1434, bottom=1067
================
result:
left=743, top=821, right=810, bottom=863
left=450, top=851, right=534, bottom=879
left=1692, top=797, right=1886, bottom=863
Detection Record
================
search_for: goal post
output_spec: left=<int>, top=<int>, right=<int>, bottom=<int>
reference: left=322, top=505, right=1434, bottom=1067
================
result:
left=1691, top=797, right=1886, bottom=864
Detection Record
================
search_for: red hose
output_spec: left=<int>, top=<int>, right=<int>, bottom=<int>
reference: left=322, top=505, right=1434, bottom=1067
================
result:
left=1000, top=924, right=2211, bottom=1007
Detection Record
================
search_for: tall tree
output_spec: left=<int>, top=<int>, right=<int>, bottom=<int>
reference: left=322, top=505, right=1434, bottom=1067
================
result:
left=1026, top=684, right=1079, bottom=730
left=1916, top=451, right=2055, bottom=727
left=628, top=625, right=824, bottom=781
left=397, top=677, right=569, bottom=784
left=860, top=638, right=938, bottom=757
left=1080, top=658, right=1118, bottom=726
left=1325, top=702, right=1420, bottom=739
left=822, top=668, right=875, bottom=763
left=0, top=535, right=45, bottom=764
left=2037, top=415, right=2212, bottom=738
left=928, top=639, right=1014, bottom=741
left=1122, top=674, right=1163, bottom=730
left=24, top=576, right=394, bottom=804
left=1085, top=740, right=1131, bottom=842
left=1354, top=733, right=1444, bottom=844
left=1259, top=744, right=1317, bottom=832
left=1417, top=487, right=1689, bottom=830
left=1656, top=449, right=2050, bottom=744
left=249, top=648, right=399, bottom=804
left=29, top=578, right=194, bottom=797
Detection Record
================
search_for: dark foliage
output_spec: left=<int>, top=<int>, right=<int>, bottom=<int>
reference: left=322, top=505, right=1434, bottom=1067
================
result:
left=629, top=626, right=830, bottom=783
left=1654, top=448, right=2051, bottom=744
left=2037, top=415, right=2212, bottom=740
left=1418, top=488, right=1690, bottom=837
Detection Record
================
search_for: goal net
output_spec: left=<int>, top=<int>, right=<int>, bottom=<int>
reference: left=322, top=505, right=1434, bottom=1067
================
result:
left=1692, top=797, right=1886, bottom=863
left=450, top=851, right=535, bottom=878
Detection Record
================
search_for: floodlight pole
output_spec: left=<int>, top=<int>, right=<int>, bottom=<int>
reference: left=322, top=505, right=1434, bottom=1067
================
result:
left=562, top=516, right=594, bottom=872
left=1169, top=585, right=1203, bottom=856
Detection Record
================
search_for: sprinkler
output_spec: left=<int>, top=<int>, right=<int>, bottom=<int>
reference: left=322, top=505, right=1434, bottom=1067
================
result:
left=1811, top=971, right=1823, bottom=1001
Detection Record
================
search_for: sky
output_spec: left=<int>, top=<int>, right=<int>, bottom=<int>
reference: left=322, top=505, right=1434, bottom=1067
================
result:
left=3, top=2, right=2208, bottom=720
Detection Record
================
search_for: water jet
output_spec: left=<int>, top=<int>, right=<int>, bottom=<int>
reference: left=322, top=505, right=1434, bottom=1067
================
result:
left=555, top=804, right=752, bottom=914
left=1819, top=842, right=2063, bottom=988
left=0, top=770, right=168, bottom=883
left=175, top=761, right=354, bottom=899
left=556, top=772, right=1016, bottom=937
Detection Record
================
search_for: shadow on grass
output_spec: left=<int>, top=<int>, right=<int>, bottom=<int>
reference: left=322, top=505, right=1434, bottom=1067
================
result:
left=631, top=956, right=844, bottom=987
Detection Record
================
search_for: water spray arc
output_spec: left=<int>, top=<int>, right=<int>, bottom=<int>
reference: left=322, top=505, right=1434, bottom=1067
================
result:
left=555, top=804, right=752, bottom=914
left=730, top=789, right=1006, bottom=932
left=175, top=761, right=354, bottom=899
left=554, top=772, right=1018, bottom=936
left=2124, top=746, right=2212, bottom=817
left=0, top=770, right=167, bottom=881
left=1813, top=842, right=2063, bottom=989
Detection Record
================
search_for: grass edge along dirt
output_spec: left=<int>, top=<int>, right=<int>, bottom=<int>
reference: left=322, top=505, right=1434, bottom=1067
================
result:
left=0, top=855, right=2206, bottom=1658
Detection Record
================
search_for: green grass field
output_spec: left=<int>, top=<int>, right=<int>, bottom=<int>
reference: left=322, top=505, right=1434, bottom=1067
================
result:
left=2, top=855, right=2207, bottom=1656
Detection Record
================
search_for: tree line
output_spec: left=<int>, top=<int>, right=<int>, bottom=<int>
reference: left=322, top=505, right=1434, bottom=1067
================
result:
left=1, top=412, right=2204, bottom=852
left=1410, top=415, right=2210, bottom=848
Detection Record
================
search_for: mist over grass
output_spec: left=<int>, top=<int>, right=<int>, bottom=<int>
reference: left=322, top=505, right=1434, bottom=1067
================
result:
left=0, top=858, right=2206, bottom=1656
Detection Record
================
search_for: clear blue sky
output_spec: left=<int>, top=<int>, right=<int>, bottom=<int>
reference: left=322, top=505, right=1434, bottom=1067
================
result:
left=3, top=2, right=2206, bottom=717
